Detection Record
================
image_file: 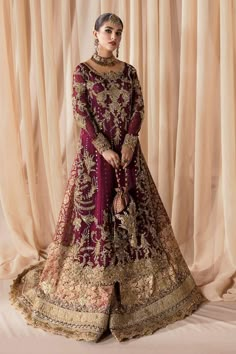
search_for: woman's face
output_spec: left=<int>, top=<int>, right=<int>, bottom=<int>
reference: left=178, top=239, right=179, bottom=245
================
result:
left=94, top=21, right=123, bottom=54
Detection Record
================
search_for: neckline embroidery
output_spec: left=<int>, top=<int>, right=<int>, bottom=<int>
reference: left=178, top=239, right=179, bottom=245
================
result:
left=81, top=62, right=127, bottom=78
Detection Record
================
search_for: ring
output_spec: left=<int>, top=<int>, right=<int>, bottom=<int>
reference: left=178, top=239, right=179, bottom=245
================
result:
left=123, top=159, right=128, bottom=163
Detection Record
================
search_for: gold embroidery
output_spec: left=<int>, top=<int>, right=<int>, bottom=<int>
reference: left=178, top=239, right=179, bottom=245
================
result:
left=110, top=285, right=204, bottom=341
left=132, top=68, right=145, bottom=119
left=122, top=134, right=138, bottom=152
left=72, top=80, right=90, bottom=131
left=74, top=148, right=97, bottom=213
left=72, top=98, right=87, bottom=130
left=73, top=217, right=82, bottom=231
left=114, top=198, right=137, bottom=248
left=92, top=133, right=111, bottom=154
left=72, top=66, right=112, bottom=153
left=9, top=254, right=205, bottom=342
left=79, top=63, right=136, bottom=147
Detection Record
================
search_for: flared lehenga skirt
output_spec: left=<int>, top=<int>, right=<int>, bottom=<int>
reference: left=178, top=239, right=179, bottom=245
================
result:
left=9, top=140, right=205, bottom=342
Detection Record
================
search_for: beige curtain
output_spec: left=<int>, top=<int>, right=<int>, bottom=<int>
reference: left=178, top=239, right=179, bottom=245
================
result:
left=0, top=0, right=236, bottom=301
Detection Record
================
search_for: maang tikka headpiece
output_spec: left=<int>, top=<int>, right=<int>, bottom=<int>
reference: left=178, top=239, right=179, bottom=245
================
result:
left=108, top=13, right=122, bottom=26
left=109, top=14, right=122, bottom=58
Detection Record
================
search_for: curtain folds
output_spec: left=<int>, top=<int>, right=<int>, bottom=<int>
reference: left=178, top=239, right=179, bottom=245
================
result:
left=0, top=0, right=236, bottom=300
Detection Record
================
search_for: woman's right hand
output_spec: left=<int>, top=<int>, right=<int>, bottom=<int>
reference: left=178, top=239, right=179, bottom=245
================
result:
left=102, top=149, right=120, bottom=169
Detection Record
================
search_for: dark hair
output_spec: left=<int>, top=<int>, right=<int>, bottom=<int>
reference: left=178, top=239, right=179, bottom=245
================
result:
left=94, top=13, right=123, bottom=31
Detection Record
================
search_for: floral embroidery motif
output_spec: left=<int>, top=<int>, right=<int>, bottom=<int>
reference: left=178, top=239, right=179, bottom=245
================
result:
left=114, top=198, right=137, bottom=248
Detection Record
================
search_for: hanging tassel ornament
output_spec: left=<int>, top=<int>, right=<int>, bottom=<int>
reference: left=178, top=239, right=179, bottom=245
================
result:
left=112, top=168, right=137, bottom=248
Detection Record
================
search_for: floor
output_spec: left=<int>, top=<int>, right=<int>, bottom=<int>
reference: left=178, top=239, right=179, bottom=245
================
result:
left=1, top=278, right=236, bottom=354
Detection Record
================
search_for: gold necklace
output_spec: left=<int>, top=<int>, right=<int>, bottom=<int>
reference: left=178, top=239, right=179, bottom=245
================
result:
left=91, top=53, right=117, bottom=67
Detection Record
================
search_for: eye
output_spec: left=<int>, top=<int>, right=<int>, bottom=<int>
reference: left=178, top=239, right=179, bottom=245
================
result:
left=116, top=32, right=122, bottom=36
left=105, top=29, right=112, bottom=33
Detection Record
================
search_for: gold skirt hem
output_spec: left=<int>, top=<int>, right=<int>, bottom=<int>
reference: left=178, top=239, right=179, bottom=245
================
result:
left=9, top=261, right=206, bottom=342
left=110, top=287, right=205, bottom=341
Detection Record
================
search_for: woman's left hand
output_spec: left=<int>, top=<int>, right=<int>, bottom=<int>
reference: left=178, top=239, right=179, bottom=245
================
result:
left=121, top=145, right=133, bottom=168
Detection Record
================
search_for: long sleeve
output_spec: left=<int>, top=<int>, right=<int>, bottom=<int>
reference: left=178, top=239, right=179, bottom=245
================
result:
left=122, top=67, right=144, bottom=152
left=72, top=65, right=111, bottom=154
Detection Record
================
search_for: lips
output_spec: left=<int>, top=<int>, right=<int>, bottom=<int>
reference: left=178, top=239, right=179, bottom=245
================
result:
left=109, top=42, right=116, bottom=45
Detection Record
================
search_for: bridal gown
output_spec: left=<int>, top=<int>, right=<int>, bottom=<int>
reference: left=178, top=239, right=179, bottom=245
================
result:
left=10, top=61, right=205, bottom=342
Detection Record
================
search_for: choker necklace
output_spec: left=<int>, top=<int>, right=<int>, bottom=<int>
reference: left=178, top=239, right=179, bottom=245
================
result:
left=91, top=53, right=117, bottom=67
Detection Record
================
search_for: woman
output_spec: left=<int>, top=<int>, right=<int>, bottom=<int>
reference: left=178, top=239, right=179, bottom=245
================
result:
left=10, top=13, right=205, bottom=342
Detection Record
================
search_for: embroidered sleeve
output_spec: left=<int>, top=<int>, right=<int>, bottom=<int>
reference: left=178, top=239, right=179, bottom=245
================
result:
left=72, top=65, right=111, bottom=154
left=122, top=134, right=138, bottom=152
left=122, top=67, right=144, bottom=151
left=92, top=133, right=111, bottom=154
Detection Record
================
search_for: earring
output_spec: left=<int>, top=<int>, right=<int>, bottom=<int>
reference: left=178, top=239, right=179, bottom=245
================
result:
left=116, top=46, right=119, bottom=58
left=94, top=38, right=99, bottom=54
